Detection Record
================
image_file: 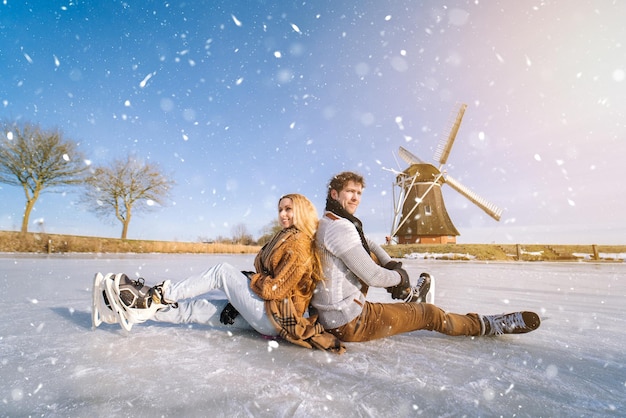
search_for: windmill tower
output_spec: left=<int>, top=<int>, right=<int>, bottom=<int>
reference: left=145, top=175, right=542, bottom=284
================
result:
left=390, top=103, right=502, bottom=244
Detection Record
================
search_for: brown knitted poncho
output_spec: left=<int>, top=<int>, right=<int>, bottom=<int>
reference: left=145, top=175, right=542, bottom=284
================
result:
left=249, top=227, right=345, bottom=354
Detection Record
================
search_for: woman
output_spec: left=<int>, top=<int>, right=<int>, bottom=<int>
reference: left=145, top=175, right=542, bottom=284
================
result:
left=92, top=194, right=345, bottom=354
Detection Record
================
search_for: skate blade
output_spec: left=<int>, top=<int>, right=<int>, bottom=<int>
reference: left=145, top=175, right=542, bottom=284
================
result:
left=103, top=273, right=134, bottom=332
left=91, top=273, right=103, bottom=329
left=426, top=275, right=435, bottom=305
left=92, top=272, right=118, bottom=329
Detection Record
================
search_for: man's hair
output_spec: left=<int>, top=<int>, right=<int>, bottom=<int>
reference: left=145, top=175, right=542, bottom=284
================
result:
left=326, top=171, right=365, bottom=200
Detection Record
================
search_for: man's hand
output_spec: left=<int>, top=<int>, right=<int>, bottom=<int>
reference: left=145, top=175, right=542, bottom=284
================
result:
left=386, top=266, right=411, bottom=300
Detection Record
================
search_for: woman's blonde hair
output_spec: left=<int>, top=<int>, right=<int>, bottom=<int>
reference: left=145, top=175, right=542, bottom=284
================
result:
left=280, top=193, right=323, bottom=282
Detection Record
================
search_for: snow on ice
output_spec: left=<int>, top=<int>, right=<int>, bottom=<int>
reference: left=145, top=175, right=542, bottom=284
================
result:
left=0, top=253, right=624, bottom=416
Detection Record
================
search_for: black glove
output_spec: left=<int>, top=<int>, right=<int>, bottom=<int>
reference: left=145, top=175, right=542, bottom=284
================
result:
left=383, top=260, right=402, bottom=270
left=386, top=267, right=411, bottom=300
left=220, top=302, right=240, bottom=325
left=384, top=260, right=405, bottom=296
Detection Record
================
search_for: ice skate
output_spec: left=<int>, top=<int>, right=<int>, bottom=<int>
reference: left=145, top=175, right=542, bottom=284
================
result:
left=102, top=273, right=171, bottom=332
left=405, top=273, right=435, bottom=304
left=481, top=311, right=541, bottom=336
left=91, top=272, right=118, bottom=329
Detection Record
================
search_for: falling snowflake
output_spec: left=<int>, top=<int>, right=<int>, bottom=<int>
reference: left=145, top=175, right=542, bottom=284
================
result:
left=139, top=72, right=155, bottom=88
left=290, top=23, right=302, bottom=34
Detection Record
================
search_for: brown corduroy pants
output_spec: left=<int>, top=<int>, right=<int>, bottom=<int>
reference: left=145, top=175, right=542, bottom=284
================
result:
left=328, top=301, right=483, bottom=342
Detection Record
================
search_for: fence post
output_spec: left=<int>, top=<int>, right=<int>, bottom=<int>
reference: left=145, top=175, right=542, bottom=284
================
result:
left=592, top=244, right=599, bottom=261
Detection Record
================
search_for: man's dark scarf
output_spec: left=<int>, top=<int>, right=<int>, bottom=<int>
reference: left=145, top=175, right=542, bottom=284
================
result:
left=325, top=197, right=370, bottom=254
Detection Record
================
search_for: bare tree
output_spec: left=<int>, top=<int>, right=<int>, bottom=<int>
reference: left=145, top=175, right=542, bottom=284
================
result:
left=82, top=155, right=174, bottom=239
left=257, top=219, right=282, bottom=246
left=231, top=223, right=255, bottom=245
left=0, top=121, right=88, bottom=233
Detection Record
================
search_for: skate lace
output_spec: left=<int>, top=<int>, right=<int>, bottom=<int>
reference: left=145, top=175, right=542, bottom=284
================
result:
left=487, top=312, right=526, bottom=335
left=131, top=277, right=146, bottom=288
left=403, top=275, right=427, bottom=303
left=151, top=282, right=178, bottom=308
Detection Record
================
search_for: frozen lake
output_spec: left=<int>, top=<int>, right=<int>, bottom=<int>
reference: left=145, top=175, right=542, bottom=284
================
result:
left=1, top=253, right=624, bottom=417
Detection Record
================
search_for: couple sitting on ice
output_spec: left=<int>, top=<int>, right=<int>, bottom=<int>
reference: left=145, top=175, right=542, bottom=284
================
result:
left=93, top=171, right=540, bottom=353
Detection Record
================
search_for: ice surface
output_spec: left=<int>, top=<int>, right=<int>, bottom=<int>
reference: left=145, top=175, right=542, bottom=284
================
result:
left=1, top=254, right=624, bottom=417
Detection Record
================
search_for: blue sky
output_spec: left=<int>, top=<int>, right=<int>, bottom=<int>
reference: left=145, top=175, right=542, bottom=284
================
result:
left=1, top=1, right=625, bottom=245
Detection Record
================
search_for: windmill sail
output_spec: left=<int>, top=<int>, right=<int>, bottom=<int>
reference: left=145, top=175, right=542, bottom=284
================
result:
left=433, top=103, right=467, bottom=165
left=398, top=146, right=425, bottom=165
left=444, top=174, right=502, bottom=221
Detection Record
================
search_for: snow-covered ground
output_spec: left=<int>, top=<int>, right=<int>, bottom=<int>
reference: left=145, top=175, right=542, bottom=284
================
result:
left=1, top=253, right=624, bottom=417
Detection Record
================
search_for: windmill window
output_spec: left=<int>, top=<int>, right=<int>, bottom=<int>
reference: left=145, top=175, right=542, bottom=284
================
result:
left=424, top=205, right=432, bottom=216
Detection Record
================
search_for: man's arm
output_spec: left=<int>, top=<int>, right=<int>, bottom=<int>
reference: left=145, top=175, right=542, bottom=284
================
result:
left=366, top=236, right=393, bottom=266
left=324, top=218, right=401, bottom=288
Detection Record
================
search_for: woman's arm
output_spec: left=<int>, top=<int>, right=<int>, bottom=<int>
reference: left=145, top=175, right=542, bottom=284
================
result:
left=249, top=234, right=311, bottom=300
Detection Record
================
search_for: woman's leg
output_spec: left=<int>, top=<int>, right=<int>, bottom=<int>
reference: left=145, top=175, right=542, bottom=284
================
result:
left=330, top=301, right=482, bottom=342
left=153, top=298, right=253, bottom=330
left=160, top=263, right=278, bottom=337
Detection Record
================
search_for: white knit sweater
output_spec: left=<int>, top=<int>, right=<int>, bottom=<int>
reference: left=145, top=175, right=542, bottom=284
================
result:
left=311, top=212, right=402, bottom=329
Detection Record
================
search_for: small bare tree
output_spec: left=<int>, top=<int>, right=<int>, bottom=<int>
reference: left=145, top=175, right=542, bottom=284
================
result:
left=257, top=219, right=282, bottom=246
left=231, top=223, right=255, bottom=245
left=0, top=121, right=88, bottom=233
left=82, top=155, right=174, bottom=239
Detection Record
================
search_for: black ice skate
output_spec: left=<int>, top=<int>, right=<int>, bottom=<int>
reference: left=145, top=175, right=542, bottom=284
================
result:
left=405, top=273, right=435, bottom=304
left=481, top=311, right=541, bottom=336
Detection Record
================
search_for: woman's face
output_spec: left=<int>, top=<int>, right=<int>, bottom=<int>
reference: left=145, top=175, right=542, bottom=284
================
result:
left=278, top=197, right=295, bottom=228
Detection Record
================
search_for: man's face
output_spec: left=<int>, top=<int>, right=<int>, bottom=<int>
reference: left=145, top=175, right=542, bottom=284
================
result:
left=331, top=180, right=363, bottom=215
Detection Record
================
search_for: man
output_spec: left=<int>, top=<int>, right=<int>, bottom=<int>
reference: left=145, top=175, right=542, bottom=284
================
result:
left=311, top=171, right=540, bottom=342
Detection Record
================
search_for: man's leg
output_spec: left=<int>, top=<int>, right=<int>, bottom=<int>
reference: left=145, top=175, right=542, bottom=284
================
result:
left=330, top=301, right=482, bottom=342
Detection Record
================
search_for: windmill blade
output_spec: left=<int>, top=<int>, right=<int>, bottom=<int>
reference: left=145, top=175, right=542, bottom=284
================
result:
left=398, top=146, right=425, bottom=165
left=382, top=167, right=403, bottom=176
left=433, top=103, right=467, bottom=166
left=444, top=174, right=502, bottom=221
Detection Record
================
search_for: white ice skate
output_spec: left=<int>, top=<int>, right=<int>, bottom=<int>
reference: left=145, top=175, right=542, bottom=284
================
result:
left=102, top=273, right=167, bottom=332
left=91, top=272, right=119, bottom=329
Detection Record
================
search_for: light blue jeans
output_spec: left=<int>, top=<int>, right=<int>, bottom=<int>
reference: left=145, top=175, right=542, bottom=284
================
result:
left=152, top=263, right=278, bottom=337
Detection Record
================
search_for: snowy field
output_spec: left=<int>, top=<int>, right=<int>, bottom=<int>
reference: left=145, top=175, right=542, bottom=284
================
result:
left=1, top=253, right=624, bottom=417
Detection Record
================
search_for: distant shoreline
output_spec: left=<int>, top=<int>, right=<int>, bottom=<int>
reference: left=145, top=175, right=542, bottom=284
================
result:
left=383, top=243, right=626, bottom=262
left=1, top=230, right=624, bottom=262
left=0, top=230, right=260, bottom=255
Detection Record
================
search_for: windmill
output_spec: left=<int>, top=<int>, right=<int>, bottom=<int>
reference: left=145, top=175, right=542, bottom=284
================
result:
left=389, top=103, right=502, bottom=244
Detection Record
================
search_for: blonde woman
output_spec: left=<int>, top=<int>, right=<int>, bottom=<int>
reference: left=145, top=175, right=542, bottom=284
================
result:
left=93, top=194, right=345, bottom=353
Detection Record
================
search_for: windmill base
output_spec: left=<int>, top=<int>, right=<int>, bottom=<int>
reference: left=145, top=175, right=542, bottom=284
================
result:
left=396, top=235, right=457, bottom=245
